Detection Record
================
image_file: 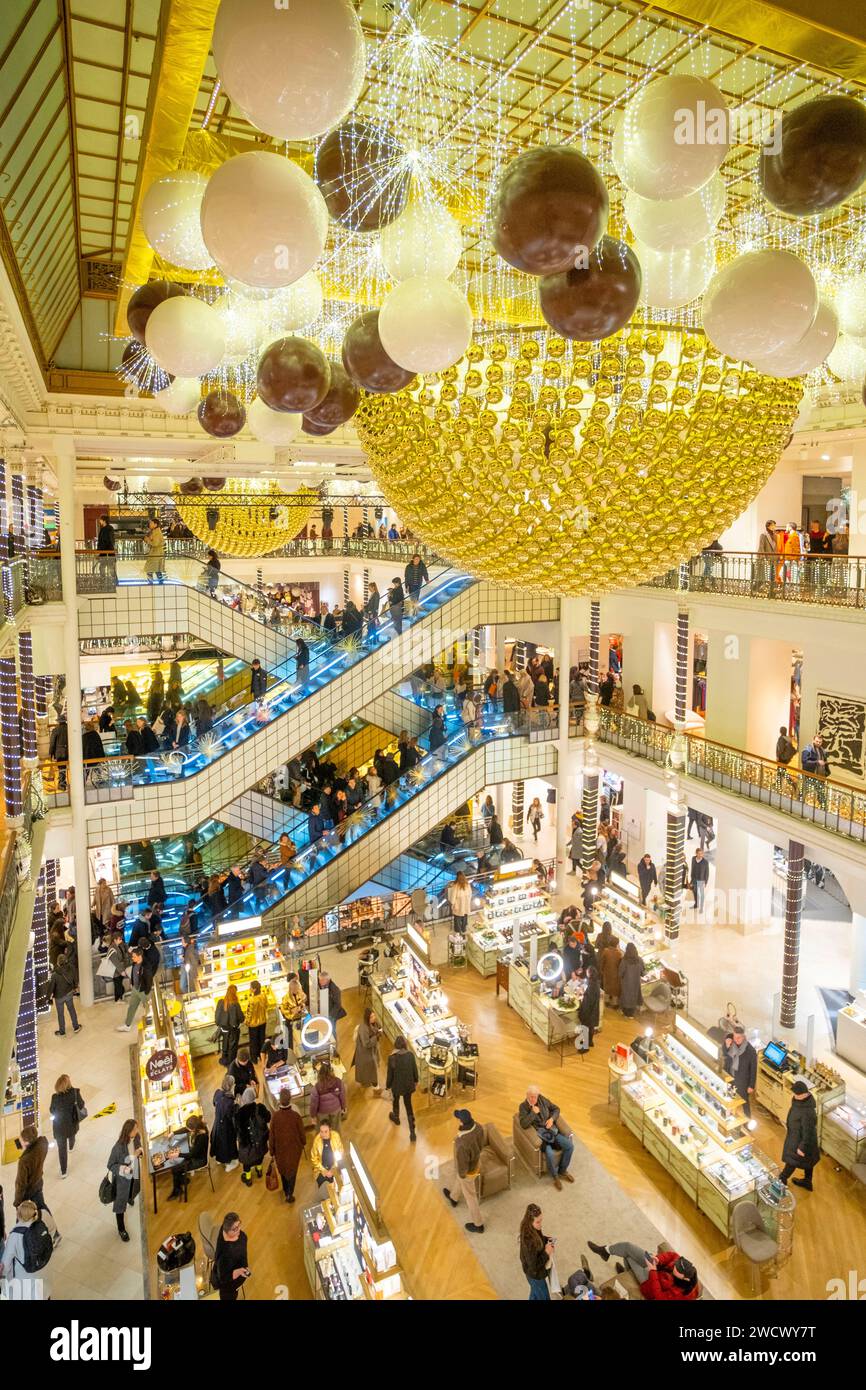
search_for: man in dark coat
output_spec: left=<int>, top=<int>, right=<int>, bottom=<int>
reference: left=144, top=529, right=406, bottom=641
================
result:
left=250, top=658, right=267, bottom=701
left=318, top=971, right=346, bottom=1025
left=780, top=1080, right=821, bottom=1190
left=135, top=717, right=160, bottom=754
left=637, top=853, right=658, bottom=906
left=96, top=513, right=116, bottom=587
left=49, top=716, right=69, bottom=789
left=723, top=1025, right=758, bottom=1117
left=386, top=577, right=404, bottom=635
left=269, top=1090, right=306, bottom=1202
left=386, top=1035, right=419, bottom=1141
left=404, top=554, right=429, bottom=601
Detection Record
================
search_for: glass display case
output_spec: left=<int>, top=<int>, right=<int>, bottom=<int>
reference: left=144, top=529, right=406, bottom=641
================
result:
left=468, top=865, right=556, bottom=976
left=301, top=1151, right=408, bottom=1302
left=184, top=932, right=289, bottom=1055
left=821, top=1100, right=866, bottom=1170
left=592, top=881, right=666, bottom=953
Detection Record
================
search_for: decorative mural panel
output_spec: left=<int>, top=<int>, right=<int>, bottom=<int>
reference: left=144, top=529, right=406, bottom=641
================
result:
left=816, top=692, right=866, bottom=780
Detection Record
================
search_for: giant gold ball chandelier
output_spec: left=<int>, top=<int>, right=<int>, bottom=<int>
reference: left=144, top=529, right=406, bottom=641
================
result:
left=173, top=479, right=318, bottom=557
left=356, top=329, right=802, bottom=596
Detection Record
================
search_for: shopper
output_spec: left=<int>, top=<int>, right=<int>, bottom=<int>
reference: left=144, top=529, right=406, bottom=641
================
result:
left=49, top=1074, right=83, bottom=1178
left=269, top=1091, right=306, bottom=1203
left=91, top=878, right=115, bottom=934
left=235, top=1084, right=270, bottom=1187
left=628, top=684, right=649, bottom=720
left=309, top=1061, right=347, bottom=1129
left=526, top=797, right=544, bottom=842
left=317, top=970, right=347, bottom=1027
left=15, top=1126, right=58, bottom=1243
left=106, top=1118, right=142, bottom=1243
left=723, top=1025, right=758, bottom=1118
left=211, top=1074, right=239, bottom=1173
left=404, top=554, right=429, bottom=601
left=568, top=824, right=582, bottom=875
left=587, top=1240, right=700, bottom=1300
left=147, top=869, right=167, bottom=908
left=780, top=1080, right=820, bottom=1191
left=0, top=1199, right=53, bottom=1298
left=310, top=1119, right=343, bottom=1191
left=690, top=847, right=710, bottom=912
left=211, top=1212, right=250, bottom=1301
left=352, top=1007, right=382, bottom=1094
left=114, top=946, right=152, bottom=1033
left=228, top=1048, right=256, bottom=1098
left=279, top=973, right=307, bottom=1052
left=578, top=966, right=601, bottom=1048
left=801, top=734, right=830, bottom=805
left=364, top=581, right=381, bottom=638
left=386, top=577, right=405, bottom=635
left=168, top=1115, right=209, bottom=1200
left=519, top=1203, right=556, bottom=1301
left=386, top=1034, right=419, bottom=1142
left=441, top=1109, right=485, bottom=1233
left=446, top=871, right=472, bottom=934
left=518, top=1087, right=574, bottom=1189
left=181, top=929, right=200, bottom=994
left=107, top=931, right=130, bottom=1003
left=215, top=984, right=244, bottom=1066
left=46, top=949, right=81, bottom=1037
left=597, top=927, right=623, bottom=1009
left=143, top=517, right=165, bottom=584
left=637, top=852, right=658, bottom=906
left=619, top=942, right=644, bottom=1018
left=244, top=979, right=268, bottom=1065
left=250, top=658, right=267, bottom=703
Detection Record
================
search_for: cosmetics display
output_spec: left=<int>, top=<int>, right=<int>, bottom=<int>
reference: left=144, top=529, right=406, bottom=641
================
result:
left=370, top=930, right=470, bottom=1090
left=137, top=1002, right=201, bottom=1173
left=592, top=880, right=666, bottom=954
left=183, top=933, right=290, bottom=1056
left=301, top=1152, right=408, bottom=1301
left=836, top=994, right=866, bottom=1073
left=821, top=1100, right=866, bottom=1171
left=468, top=865, right=557, bottom=977
left=619, top=1020, right=777, bottom=1237
left=263, top=1055, right=348, bottom=1126
left=506, top=956, right=592, bottom=1051
left=754, top=1045, right=845, bottom=1135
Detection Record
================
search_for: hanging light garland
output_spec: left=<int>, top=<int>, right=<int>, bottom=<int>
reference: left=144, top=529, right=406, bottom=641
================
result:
left=172, top=479, right=318, bottom=557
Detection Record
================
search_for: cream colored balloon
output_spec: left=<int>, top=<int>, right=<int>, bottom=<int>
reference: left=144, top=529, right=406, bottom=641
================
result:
left=212, top=0, right=365, bottom=141
left=636, top=239, right=715, bottom=309
left=141, top=171, right=213, bottom=271
left=825, top=334, right=866, bottom=382
left=200, top=151, right=328, bottom=290
left=625, top=174, right=725, bottom=251
left=154, top=377, right=202, bottom=416
left=379, top=276, right=473, bottom=374
left=145, top=297, right=226, bottom=377
left=701, top=249, right=817, bottom=362
left=614, top=75, right=729, bottom=199
left=835, top=272, right=866, bottom=339
left=380, top=201, right=463, bottom=282
left=247, top=395, right=303, bottom=445
left=273, top=272, right=324, bottom=330
left=749, top=299, right=838, bottom=378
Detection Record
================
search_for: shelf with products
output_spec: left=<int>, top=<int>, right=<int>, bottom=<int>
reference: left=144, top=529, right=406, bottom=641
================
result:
left=754, top=1046, right=845, bottom=1135
left=507, top=957, right=593, bottom=1051
left=467, top=916, right=556, bottom=978
left=369, top=937, right=469, bottom=1092
left=837, top=995, right=866, bottom=1072
left=300, top=1150, right=409, bottom=1302
left=137, top=1003, right=201, bottom=1169
left=592, top=881, right=666, bottom=954
left=645, top=1036, right=748, bottom=1153
left=821, top=1100, right=866, bottom=1171
left=183, top=932, right=290, bottom=1056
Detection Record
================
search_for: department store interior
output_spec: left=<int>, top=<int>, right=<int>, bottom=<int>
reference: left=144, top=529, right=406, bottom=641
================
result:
left=2, top=0, right=866, bottom=1317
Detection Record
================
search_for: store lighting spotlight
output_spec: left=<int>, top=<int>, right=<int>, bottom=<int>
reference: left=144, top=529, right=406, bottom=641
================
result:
left=747, top=1119, right=758, bottom=1132
left=644, top=1026, right=654, bottom=1038
left=300, top=1015, right=333, bottom=1053
left=537, top=952, right=563, bottom=983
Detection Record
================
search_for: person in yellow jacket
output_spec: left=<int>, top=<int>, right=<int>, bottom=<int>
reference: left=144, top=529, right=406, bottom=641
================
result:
left=310, top=1119, right=343, bottom=1191
left=245, top=980, right=269, bottom=1065
left=279, top=972, right=307, bottom=1052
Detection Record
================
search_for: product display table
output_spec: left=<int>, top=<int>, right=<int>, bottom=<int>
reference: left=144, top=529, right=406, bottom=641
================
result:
left=301, top=1150, right=409, bottom=1301
left=507, top=958, right=597, bottom=1055
left=467, top=922, right=555, bottom=978
left=837, top=1001, right=866, bottom=1073
left=262, top=1056, right=347, bottom=1127
left=754, top=1047, right=844, bottom=1138
left=820, top=1100, right=866, bottom=1171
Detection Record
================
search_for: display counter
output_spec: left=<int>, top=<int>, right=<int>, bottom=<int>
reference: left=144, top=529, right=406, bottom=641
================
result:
left=301, top=1145, right=409, bottom=1301
left=369, top=927, right=472, bottom=1091
left=468, top=863, right=557, bottom=977
left=754, top=1045, right=844, bottom=1137
left=507, top=957, right=599, bottom=1051
left=262, top=1055, right=347, bottom=1128
left=467, top=921, right=555, bottom=978
left=618, top=1021, right=777, bottom=1236
left=837, top=995, right=866, bottom=1073
left=821, top=1100, right=866, bottom=1171
left=184, top=932, right=289, bottom=1056
left=592, top=878, right=666, bottom=954
left=135, top=993, right=201, bottom=1215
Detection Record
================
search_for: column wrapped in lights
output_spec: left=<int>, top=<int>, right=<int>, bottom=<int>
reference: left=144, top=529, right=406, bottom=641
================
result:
left=32, top=866, right=50, bottom=1012
left=27, top=483, right=43, bottom=547
left=781, top=839, right=805, bottom=1028
left=18, top=630, right=37, bottom=766
left=512, top=779, right=525, bottom=836
left=2, top=563, right=13, bottom=623
left=663, top=602, right=690, bottom=933
left=580, top=598, right=601, bottom=870
left=45, top=855, right=58, bottom=908
left=0, top=653, right=23, bottom=823
left=363, top=568, right=370, bottom=606
left=0, top=458, right=7, bottom=534
left=11, top=472, right=25, bottom=554
left=674, top=605, right=690, bottom=726
left=663, top=808, right=686, bottom=941
left=342, top=507, right=349, bottom=539
left=15, top=945, right=38, bottom=1123
left=343, top=569, right=350, bottom=605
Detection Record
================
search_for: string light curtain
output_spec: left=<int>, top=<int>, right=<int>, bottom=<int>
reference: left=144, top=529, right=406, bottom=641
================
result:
left=45, top=855, right=58, bottom=908
left=18, top=630, right=37, bottom=765
left=0, top=654, right=23, bottom=821
left=781, top=839, right=805, bottom=1027
left=14, top=948, right=38, bottom=1123
left=32, top=866, right=50, bottom=1013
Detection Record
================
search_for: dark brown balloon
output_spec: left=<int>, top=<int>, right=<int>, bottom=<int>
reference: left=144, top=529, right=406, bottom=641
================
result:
left=315, top=120, right=410, bottom=232
left=303, top=361, right=360, bottom=430
left=179, top=478, right=204, bottom=494
left=342, top=311, right=416, bottom=394
left=127, top=279, right=185, bottom=343
left=103, top=476, right=122, bottom=492
left=491, top=146, right=609, bottom=276
left=538, top=236, right=641, bottom=341
left=301, top=416, right=339, bottom=437
left=201, top=477, right=226, bottom=491
left=760, top=96, right=866, bottom=216
left=257, top=337, right=331, bottom=413
left=197, top=390, right=246, bottom=439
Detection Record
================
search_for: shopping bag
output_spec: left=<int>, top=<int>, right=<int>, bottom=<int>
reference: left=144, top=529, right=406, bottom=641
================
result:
left=96, top=957, right=116, bottom=980
left=265, top=1161, right=279, bottom=1192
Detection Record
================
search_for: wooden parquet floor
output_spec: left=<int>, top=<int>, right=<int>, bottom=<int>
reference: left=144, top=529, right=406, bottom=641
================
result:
left=145, top=967, right=866, bottom=1301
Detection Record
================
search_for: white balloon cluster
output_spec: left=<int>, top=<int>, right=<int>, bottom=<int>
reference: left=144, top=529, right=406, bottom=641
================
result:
left=376, top=197, right=470, bottom=373
left=701, top=249, right=837, bottom=378
left=617, top=75, right=728, bottom=310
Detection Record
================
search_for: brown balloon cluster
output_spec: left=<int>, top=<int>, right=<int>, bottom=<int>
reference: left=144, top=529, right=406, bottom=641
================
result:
left=126, top=279, right=185, bottom=342
left=198, top=390, right=246, bottom=438
left=178, top=478, right=204, bottom=495
left=257, top=337, right=331, bottom=413
left=201, top=477, right=226, bottom=491
left=760, top=95, right=866, bottom=216
left=315, top=120, right=410, bottom=232
left=103, top=476, right=122, bottom=492
left=341, top=310, right=416, bottom=393
left=490, top=147, right=640, bottom=341
left=302, top=361, right=360, bottom=436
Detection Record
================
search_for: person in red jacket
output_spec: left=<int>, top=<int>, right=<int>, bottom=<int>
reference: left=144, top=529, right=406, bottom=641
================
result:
left=587, top=1240, right=700, bottom=1300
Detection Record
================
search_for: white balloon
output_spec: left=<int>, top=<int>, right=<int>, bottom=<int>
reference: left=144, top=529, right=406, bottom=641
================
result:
left=247, top=395, right=303, bottom=445
left=154, top=377, right=201, bottom=416
left=615, top=75, right=729, bottom=199
left=214, top=298, right=261, bottom=363
left=380, top=201, right=463, bottom=282
left=636, top=239, right=715, bottom=309
left=625, top=174, right=725, bottom=251
left=379, top=276, right=473, bottom=374
left=212, top=0, right=365, bottom=141
left=835, top=272, right=866, bottom=339
left=701, top=250, right=818, bottom=362
left=201, top=151, right=328, bottom=290
left=272, top=272, right=324, bottom=330
left=749, top=299, right=838, bottom=378
left=145, top=296, right=226, bottom=377
left=141, top=171, right=213, bottom=271
left=825, top=334, right=866, bottom=382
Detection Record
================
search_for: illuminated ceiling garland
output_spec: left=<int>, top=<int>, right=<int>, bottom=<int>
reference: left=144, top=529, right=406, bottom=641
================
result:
left=173, top=479, right=318, bottom=557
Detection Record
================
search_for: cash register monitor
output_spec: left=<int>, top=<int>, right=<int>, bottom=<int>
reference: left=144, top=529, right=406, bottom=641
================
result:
left=764, top=1040, right=788, bottom=1070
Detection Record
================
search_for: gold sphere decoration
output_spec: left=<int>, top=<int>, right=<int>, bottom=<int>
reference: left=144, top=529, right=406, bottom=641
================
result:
left=355, top=328, right=802, bottom=597
left=173, top=479, right=318, bottom=558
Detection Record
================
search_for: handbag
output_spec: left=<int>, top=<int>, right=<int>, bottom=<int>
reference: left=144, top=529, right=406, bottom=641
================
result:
left=265, top=1160, right=279, bottom=1192
left=74, top=1090, right=88, bottom=1122
left=98, top=1171, right=116, bottom=1205
left=96, top=956, right=116, bottom=980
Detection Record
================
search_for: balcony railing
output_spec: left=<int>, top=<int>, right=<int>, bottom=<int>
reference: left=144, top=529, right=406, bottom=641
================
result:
left=597, top=707, right=866, bottom=843
left=647, top=550, right=866, bottom=608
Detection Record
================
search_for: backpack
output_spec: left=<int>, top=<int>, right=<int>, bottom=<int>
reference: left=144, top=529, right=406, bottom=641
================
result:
left=12, top=1219, right=53, bottom=1273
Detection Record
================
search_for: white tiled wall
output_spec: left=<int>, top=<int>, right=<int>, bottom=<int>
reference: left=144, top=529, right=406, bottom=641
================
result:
left=77, top=587, right=291, bottom=669
left=218, top=787, right=302, bottom=842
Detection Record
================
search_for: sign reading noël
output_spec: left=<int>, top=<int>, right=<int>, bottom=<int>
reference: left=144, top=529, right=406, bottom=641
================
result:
left=145, top=1048, right=178, bottom=1083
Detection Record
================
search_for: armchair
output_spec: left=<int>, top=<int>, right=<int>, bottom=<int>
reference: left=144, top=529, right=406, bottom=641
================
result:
left=512, top=1110, right=574, bottom=1178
